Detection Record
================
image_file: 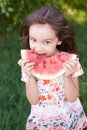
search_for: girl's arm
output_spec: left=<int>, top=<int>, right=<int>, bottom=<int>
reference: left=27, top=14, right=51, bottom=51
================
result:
left=18, top=59, right=39, bottom=105
left=64, top=76, right=79, bottom=102
left=63, top=59, right=79, bottom=102
left=25, top=76, right=39, bottom=105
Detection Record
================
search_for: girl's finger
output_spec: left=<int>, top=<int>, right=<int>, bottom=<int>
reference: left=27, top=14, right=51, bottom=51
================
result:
left=18, top=59, right=23, bottom=66
left=63, top=63, right=73, bottom=71
left=25, top=62, right=35, bottom=68
left=18, top=59, right=31, bottom=67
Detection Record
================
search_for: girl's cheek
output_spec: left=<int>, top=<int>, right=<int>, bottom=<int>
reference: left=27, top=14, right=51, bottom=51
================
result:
left=29, top=43, right=34, bottom=50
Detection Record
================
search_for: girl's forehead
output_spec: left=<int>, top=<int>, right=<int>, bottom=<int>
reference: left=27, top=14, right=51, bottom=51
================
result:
left=29, top=23, right=57, bottom=37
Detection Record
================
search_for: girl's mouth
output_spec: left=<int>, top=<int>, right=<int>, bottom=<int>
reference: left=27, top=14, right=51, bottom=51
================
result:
left=32, top=49, right=46, bottom=55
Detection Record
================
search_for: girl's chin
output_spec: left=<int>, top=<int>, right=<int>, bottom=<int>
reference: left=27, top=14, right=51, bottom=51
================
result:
left=36, top=52, right=46, bottom=55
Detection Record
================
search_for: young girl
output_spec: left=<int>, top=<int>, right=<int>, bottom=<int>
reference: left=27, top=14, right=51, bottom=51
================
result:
left=18, top=7, right=87, bottom=130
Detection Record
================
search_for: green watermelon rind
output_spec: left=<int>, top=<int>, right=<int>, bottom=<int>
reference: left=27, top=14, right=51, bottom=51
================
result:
left=31, top=69, right=66, bottom=80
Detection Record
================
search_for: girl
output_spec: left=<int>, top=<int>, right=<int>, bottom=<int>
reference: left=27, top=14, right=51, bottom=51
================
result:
left=18, top=7, right=87, bottom=130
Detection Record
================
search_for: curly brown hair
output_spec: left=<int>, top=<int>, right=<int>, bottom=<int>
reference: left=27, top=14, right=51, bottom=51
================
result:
left=20, top=7, right=79, bottom=55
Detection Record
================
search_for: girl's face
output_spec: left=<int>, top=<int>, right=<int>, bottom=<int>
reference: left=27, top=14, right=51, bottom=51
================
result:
left=29, top=23, right=62, bottom=56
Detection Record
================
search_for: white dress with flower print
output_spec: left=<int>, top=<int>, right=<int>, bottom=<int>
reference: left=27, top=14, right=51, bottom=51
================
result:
left=21, top=55, right=87, bottom=130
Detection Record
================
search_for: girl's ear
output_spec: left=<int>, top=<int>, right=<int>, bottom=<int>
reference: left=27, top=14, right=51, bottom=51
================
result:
left=57, top=41, right=62, bottom=45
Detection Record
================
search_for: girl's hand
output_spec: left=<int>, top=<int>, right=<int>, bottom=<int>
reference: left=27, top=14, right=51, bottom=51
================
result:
left=18, top=59, right=35, bottom=77
left=63, top=59, right=78, bottom=77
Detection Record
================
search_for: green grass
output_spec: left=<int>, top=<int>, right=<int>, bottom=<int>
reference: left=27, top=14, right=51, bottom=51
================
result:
left=74, top=23, right=87, bottom=114
left=0, top=33, right=31, bottom=130
left=0, top=22, right=87, bottom=130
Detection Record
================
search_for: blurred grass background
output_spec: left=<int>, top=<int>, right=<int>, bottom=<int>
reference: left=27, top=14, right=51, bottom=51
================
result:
left=0, top=0, right=87, bottom=130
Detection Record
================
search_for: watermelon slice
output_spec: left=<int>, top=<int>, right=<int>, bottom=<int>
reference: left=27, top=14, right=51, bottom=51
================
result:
left=21, top=50, right=77, bottom=80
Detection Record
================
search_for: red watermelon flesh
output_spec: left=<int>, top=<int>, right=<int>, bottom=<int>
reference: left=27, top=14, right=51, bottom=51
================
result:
left=21, top=50, right=77, bottom=80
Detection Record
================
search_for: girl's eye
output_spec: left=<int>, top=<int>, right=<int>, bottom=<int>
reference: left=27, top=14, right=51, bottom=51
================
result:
left=30, top=38, right=36, bottom=42
left=44, top=41, right=51, bottom=45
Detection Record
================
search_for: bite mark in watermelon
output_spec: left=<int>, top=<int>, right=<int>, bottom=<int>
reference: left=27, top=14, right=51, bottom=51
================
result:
left=21, top=50, right=77, bottom=80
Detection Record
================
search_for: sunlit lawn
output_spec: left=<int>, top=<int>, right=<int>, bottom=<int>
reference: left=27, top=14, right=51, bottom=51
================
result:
left=0, top=22, right=87, bottom=130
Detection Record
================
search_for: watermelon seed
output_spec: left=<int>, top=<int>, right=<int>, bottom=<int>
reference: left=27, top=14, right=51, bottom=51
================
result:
left=43, top=60, right=46, bottom=64
left=54, top=61, right=56, bottom=64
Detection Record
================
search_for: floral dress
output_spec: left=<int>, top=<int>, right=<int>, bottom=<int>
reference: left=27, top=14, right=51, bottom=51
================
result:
left=21, top=55, right=87, bottom=130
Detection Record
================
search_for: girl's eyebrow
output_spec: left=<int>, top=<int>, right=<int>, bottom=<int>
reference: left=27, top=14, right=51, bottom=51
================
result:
left=29, top=35, right=53, bottom=41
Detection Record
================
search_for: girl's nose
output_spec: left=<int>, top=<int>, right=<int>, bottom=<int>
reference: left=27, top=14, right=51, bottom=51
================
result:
left=35, top=44, right=42, bottom=52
